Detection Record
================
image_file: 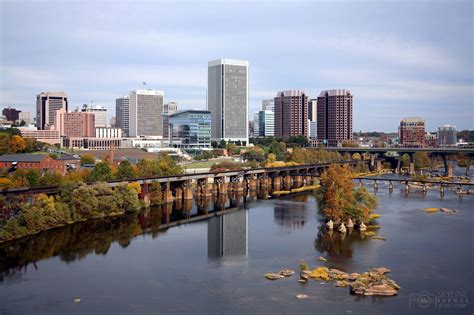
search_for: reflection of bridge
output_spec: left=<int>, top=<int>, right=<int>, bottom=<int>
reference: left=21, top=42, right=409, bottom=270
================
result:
left=325, top=147, right=474, bottom=176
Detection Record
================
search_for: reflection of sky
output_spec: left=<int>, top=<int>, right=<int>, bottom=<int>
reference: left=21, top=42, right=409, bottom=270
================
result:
left=207, top=210, right=248, bottom=260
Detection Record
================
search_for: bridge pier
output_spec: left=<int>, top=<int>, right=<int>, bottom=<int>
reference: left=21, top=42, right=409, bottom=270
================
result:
left=163, top=182, right=174, bottom=203
left=273, top=176, right=282, bottom=191
left=294, top=175, right=303, bottom=188
left=284, top=175, right=292, bottom=190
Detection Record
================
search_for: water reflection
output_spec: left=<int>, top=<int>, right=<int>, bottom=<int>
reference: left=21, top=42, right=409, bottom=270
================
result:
left=273, top=194, right=308, bottom=229
left=314, top=227, right=370, bottom=259
left=207, top=209, right=248, bottom=260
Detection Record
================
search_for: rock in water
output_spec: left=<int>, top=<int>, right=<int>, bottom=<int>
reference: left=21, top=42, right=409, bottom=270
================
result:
left=338, top=223, right=347, bottom=234
left=335, top=280, right=348, bottom=287
left=318, top=256, right=327, bottom=262
left=359, top=222, right=367, bottom=231
left=362, top=284, right=398, bottom=296
left=326, top=220, right=334, bottom=229
left=346, top=218, right=354, bottom=228
left=296, top=294, right=308, bottom=299
left=265, top=273, right=285, bottom=280
left=369, top=267, right=391, bottom=274
left=372, top=236, right=386, bottom=241
left=74, top=298, right=81, bottom=303
left=279, top=269, right=295, bottom=277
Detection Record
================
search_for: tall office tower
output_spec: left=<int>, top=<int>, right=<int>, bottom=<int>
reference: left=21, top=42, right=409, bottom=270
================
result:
left=129, top=90, right=164, bottom=137
left=274, top=90, right=308, bottom=138
left=115, top=96, right=130, bottom=136
left=437, top=125, right=457, bottom=147
left=207, top=58, right=249, bottom=145
left=55, top=108, right=95, bottom=138
left=308, top=99, right=317, bottom=122
left=81, top=105, right=107, bottom=128
left=399, top=118, right=425, bottom=148
left=258, top=110, right=274, bottom=137
left=262, top=99, right=274, bottom=112
left=253, top=112, right=260, bottom=137
left=36, top=92, right=68, bottom=130
left=2, top=107, right=21, bottom=122
left=163, top=101, right=178, bottom=140
left=18, top=112, right=31, bottom=125
left=317, top=89, right=353, bottom=146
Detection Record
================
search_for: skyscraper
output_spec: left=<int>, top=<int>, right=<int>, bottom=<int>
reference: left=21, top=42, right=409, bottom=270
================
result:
left=437, top=125, right=457, bottom=147
left=253, top=112, right=260, bottom=137
left=163, top=101, right=178, bottom=140
left=274, top=90, right=308, bottom=138
left=317, top=89, right=353, bottom=146
left=258, top=110, right=274, bottom=137
left=262, top=99, right=274, bottom=112
left=129, top=90, right=164, bottom=137
left=308, top=99, right=317, bottom=122
left=36, top=92, right=68, bottom=130
left=207, top=58, right=248, bottom=145
left=115, top=96, right=130, bottom=136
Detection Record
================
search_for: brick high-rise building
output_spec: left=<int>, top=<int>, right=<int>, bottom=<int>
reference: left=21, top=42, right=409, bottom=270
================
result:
left=317, top=89, right=353, bottom=147
left=36, top=92, right=68, bottom=130
left=274, top=90, right=308, bottom=138
left=399, top=118, right=425, bottom=147
left=55, top=109, right=95, bottom=138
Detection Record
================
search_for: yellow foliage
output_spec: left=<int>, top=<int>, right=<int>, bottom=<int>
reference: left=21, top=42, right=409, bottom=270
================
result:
left=265, top=161, right=286, bottom=168
left=128, top=182, right=141, bottom=194
left=272, top=190, right=291, bottom=195
left=364, top=231, right=376, bottom=236
left=309, top=267, right=330, bottom=281
left=0, top=177, right=13, bottom=189
left=369, top=214, right=381, bottom=219
left=425, top=207, right=439, bottom=213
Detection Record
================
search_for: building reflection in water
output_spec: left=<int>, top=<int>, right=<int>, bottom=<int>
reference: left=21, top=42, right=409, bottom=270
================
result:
left=207, top=209, right=248, bottom=260
left=273, top=196, right=308, bottom=229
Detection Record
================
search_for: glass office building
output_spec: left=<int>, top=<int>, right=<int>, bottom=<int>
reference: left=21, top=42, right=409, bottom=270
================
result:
left=169, top=110, right=211, bottom=149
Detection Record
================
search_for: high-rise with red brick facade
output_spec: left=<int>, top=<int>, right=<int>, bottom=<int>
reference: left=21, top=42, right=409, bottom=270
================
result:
left=399, top=118, right=425, bottom=147
left=55, top=109, right=95, bottom=138
left=274, top=90, right=308, bottom=138
left=317, top=89, right=353, bottom=146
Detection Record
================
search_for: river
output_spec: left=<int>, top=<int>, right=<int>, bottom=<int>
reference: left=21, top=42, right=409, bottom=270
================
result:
left=0, top=179, right=473, bottom=314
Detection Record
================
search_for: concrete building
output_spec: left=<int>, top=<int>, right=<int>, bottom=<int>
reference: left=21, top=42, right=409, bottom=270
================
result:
left=262, top=99, right=274, bottom=111
left=19, top=112, right=32, bottom=125
left=207, top=58, right=248, bottom=145
left=317, top=89, right=353, bottom=147
left=399, top=118, right=425, bottom=148
left=163, top=101, right=178, bottom=140
left=169, top=110, right=212, bottom=149
left=81, top=105, right=107, bottom=128
left=115, top=96, right=130, bottom=136
left=55, top=109, right=95, bottom=138
left=258, top=110, right=274, bottom=137
left=36, top=92, right=68, bottom=130
left=17, top=127, right=60, bottom=145
left=129, top=90, right=164, bottom=137
left=274, top=90, right=308, bottom=138
left=63, top=137, right=123, bottom=150
left=437, top=125, right=457, bottom=147
left=308, top=120, right=317, bottom=139
left=308, top=99, right=317, bottom=122
left=95, top=127, right=122, bottom=138
left=2, top=107, right=21, bottom=122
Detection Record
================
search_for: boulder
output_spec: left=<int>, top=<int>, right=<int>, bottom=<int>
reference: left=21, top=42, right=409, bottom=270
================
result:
left=359, top=222, right=367, bottom=231
left=338, top=223, right=347, bottom=234
left=265, top=273, right=285, bottom=280
left=346, top=218, right=354, bottom=228
left=296, top=294, right=309, bottom=299
left=326, top=220, right=334, bottom=229
left=318, top=256, right=327, bottom=262
left=279, top=269, right=295, bottom=277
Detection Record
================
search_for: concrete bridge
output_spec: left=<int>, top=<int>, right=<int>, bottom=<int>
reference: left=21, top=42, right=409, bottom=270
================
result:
left=324, top=147, right=474, bottom=176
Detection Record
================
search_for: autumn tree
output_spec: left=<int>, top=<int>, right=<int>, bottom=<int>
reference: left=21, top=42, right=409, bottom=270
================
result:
left=10, top=135, right=27, bottom=153
left=116, top=160, right=136, bottom=180
left=80, top=153, right=95, bottom=166
left=87, top=161, right=114, bottom=183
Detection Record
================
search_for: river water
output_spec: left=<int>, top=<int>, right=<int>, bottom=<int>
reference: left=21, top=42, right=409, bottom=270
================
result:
left=0, top=180, right=473, bottom=314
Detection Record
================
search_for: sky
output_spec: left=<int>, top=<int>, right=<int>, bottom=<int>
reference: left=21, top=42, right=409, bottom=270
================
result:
left=0, top=0, right=473, bottom=132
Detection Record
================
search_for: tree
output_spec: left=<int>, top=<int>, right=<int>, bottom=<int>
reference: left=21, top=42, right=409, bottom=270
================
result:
left=352, top=153, right=362, bottom=161
left=195, top=151, right=213, bottom=160
left=10, top=135, right=26, bottom=153
left=26, top=169, right=40, bottom=187
left=156, top=152, right=183, bottom=176
left=71, top=184, right=99, bottom=219
left=342, top=140, right=359, bottom=147
left=211, top=140, right=219, bottom=148
left=39, top=171, right=62, bottom=186
left=87, top=161, right=114, bottom=183
left=218, top=139, right=227, bottom=148
left=116, top=160, right=136, bottom=180
left=0, top=178, right=14, bottom=189
left=93, top=182, right=119, bottom=215
left=150, top=181, right=162, bottom=206
left=114, top=182, right=141, bottom=212
left=413, top=152, right=430, bottom=170
left=287, top=135, right=309, bottom=147
left=242, top=146, right=265, bottom=161
left=80, top=153, right=95, bottom=166
left=226, top=143, right=238, bottom=155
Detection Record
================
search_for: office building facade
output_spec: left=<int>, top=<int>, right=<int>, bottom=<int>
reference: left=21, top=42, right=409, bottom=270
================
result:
left=115, top=96, right=130, bottom=136
left=308, top=99, right=317, bottom=122
left=36, top=92, right=68, bottom=130
left=258, top=110, right=274, bottom=137
left=399, top=118, right=425, bottom=147
left=55, top=109, right=95, bottom=138
left=19, top=112, right=31, bottom=125
left=274, top=90, right=308, bottom=138
left=437, top=125, right=457, bottom=147
left=207, top=58, right=248, bottom=145
left=2, top=107, right=21, bottom=122
left=169, top=110, right=211, bottom=149
left=163, top=101, right=178, bottom=140
left=129, top=90, right=164, bottom=137
left=317, top=89, right=353, bottom=146
left=81, top=105, right=107, bottom=128
left=262, top=99, right=274, bottom=112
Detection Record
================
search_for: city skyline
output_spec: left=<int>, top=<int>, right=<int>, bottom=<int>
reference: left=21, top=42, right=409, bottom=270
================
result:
left=1, top=0, right=472, bottom=132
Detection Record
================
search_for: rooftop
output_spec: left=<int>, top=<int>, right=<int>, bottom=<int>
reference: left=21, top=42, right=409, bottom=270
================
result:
left=318, top=89, right=352, bottom=97
left=0, top=154, right=48, bottom=163
left=276, top=90, right=306, bottom=97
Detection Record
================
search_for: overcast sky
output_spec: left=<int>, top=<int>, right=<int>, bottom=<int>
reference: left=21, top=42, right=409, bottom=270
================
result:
left=1, top=0, right=472, bottom=132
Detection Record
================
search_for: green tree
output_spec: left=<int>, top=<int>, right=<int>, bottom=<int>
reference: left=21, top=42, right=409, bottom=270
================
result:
left=80, top=153, right=96, bottom=166
left=94, top=182, right=119, bottom=215
left=413, top=152, right=430, bottom=170
left=218, top=139, right=227, bottom=148
left=242, top=146, right=265, bottom=161
left=26, top=169, right=40, bottom=187
left=211, top=140, right=219, bottom=148
left=150, top=181, right=162, bottom=206
left=114, top=182, right=141, bottom=212
left=116, top=160, right=136, bottom=180
left=71, top=184, right=99, bottom=219
left=40, top=171, right=63, bottom=186
left=226, top=143, right=238, bottom=155
left=87, top=161, right=114, bottom=183
left=156, top=152, right=183, bottom=176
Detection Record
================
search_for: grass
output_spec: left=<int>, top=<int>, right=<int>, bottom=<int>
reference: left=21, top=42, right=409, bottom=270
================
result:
left=183, top=158, right=233, bottom=169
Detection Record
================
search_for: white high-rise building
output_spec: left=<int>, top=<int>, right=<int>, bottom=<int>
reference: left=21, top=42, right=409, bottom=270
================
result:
left=262, top=99, right=274, bottom=112
left=129, top=90, right=164, bottom=137
left=207, top=58, right=249, bottom=145
left=253, top=112, right=260, bottom=137
left=258, top=110, right=274, bottom=137
left=115, top=96, right=130, bottom=136
left=81, top=105, right=107, bottom=128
